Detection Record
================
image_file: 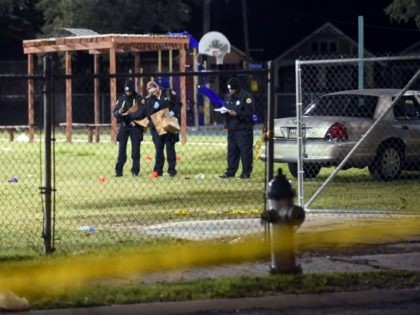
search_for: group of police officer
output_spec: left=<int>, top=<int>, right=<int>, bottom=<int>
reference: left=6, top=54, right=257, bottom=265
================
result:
left=112, top=77, right=254, bottom=179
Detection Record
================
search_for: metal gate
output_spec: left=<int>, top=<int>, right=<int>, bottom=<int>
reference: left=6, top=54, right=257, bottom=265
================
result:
left=293, top=56, right=420, bottom=212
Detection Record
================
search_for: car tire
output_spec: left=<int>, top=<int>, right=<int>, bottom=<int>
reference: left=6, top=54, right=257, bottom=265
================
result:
left=288, top=163, right=321, bottom=179
left=369, top=144, right=403, bottom=181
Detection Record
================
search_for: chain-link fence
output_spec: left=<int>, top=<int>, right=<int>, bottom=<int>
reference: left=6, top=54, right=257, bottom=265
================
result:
left=0, top=63, right=269, bottom=254
left=0, top=73, right=44, bottom=254
left=273, top=55, right=420, bottom=212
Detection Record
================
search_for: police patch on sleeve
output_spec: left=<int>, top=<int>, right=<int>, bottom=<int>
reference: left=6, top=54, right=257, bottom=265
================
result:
left=246, top=97, right=252, bottom=104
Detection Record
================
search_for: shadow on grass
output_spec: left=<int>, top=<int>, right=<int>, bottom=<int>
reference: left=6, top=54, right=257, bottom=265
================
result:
left=68, top=189, right=264, bottom=211
left=307, top=169, right=420, bottom=183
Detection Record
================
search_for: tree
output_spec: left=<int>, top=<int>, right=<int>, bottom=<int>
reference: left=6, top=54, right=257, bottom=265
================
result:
left=385, top=0, right=420, bottom=29
left=37, top=0, right=193, bottom=35
left=0, top=0, right=42, bottom=39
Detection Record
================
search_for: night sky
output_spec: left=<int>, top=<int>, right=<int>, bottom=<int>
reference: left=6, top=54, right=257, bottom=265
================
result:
left=187, top=0, right=420, bottom=61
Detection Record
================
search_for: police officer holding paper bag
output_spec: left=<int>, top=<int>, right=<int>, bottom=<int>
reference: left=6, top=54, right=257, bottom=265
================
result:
left=145, top=81, right=180, bottom=177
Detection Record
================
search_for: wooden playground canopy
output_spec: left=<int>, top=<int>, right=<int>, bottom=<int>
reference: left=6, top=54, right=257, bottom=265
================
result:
left=23, top=34, right=190, bottom=143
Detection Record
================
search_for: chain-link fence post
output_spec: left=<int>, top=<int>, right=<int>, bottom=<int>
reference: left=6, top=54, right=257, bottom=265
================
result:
left=295, top=60, right=304, bottom=207
left=266, top=61, right=275, bottom=183
left=264, top=61, right=275, bottom=238
left=42, top=56, right=54, bottom=254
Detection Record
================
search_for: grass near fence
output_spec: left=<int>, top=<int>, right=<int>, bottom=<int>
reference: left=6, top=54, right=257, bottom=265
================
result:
left=1, top=129, right=420, bottom=256
left=0, top=131, right=266, bottom=254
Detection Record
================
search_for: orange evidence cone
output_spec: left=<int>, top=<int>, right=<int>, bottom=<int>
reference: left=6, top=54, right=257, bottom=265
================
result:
left=144, top=154, right=153, bottom=161
left=150, top=171, right=159, bottom=179
left=176, top=154, right=181, bottom=161
left=98, top=176, right=107, bottom=183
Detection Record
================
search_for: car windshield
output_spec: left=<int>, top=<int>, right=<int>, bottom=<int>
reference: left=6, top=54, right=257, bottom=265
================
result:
left=304, top=94, right=379, bottom=118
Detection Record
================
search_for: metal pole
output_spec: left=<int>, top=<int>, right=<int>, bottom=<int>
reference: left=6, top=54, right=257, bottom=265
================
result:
left=295, top=61, right=304, bottom=207
left=42, top=56, right=53, bottom=254
left=192, top=48, right=199, bottom=128
left=266, top=61, right=275, bottom=184
left=264, top=61, right=275, bottom=239
left=241, top=0, right=251, bottom=69
left=358, top=16, right=364, bottom=90
left=305, top=69, right=420, bottom=208
left=203, top=0, right=211, bottom=34
left=169, top=49, right=173, bottom=89
left=299, top=55, right=420, bottom=66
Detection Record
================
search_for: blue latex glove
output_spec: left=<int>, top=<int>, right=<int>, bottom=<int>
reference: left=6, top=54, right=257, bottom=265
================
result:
left=168, top=111, right=175, bottom=117
left=153, top=101, right=160, bottom=109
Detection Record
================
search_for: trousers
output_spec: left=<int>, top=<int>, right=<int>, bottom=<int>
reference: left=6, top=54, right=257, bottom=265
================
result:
left=115, top=125, right=143, bottom=175
left=225, top=129, right=253, bottom=177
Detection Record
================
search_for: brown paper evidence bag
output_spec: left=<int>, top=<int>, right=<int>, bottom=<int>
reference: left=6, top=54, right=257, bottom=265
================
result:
left=132, top=106, right=180, bottom=135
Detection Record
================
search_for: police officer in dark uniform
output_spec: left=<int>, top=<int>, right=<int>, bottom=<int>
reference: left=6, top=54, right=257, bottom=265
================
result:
left=112, top=79, right=147, bottom=177
left=145, top=81, right=181, bottom=177
left=219, top=77, right=254, bottom=179
left=162, top=87, right=181, bottom=176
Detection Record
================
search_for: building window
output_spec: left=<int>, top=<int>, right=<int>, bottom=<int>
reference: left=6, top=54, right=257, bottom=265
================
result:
left=312, top=41, right=338, bottom=54
left=329, top=42, right=338, bottom=52
left=320, top=42, right=328, bottom=53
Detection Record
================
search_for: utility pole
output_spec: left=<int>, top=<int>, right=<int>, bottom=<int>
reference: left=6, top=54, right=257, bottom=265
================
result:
left=202, top=0, right=211, bottom=125
left=241, top=0, right=250, bottom=69
left=358, top=15, right=364, bottom=90
left=203, top=0, right=211, bottom=34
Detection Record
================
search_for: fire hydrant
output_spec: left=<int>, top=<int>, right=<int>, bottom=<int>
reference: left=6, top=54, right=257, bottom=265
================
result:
left=261, top=168, right=305, bottom=274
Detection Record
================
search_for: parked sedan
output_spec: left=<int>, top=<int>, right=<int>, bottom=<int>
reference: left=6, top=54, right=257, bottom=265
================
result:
left=261, top=89, right=420, bottom=180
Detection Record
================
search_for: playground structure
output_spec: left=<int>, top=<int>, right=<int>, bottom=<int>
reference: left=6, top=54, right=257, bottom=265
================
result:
left=22, top=34, right=189, bottom=143
left=18, top=31, right=254, bottom=143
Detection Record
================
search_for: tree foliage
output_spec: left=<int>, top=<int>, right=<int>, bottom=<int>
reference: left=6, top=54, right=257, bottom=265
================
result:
left=385, top=0, right=420, bottom=28
left=0, top=0, right=28, bottom=13
left=0, top=0, right=42, bottom=39
left=37, top=0, right=193, bottom=35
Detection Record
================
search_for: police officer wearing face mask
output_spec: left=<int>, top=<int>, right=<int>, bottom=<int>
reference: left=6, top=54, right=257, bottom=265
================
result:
left=145, top=81, right=181, bottom=177
left=161, top=87, right=181, bottom=176
left=112, top=79, right=147, bottom=177
left=219, top=77, right=254, bottom=179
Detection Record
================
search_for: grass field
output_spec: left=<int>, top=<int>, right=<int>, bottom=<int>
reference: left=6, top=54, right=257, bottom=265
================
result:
left=1, top=130, right=266, bottom=255
left=1, top=129, right=420, bottom=256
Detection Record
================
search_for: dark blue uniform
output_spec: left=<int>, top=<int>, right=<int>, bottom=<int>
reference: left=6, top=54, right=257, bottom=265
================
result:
left=146, top=89, right=181, bottom=177
left=222, top=88, right=254, bottom=178
left=112, top=82, right=147, bottom=177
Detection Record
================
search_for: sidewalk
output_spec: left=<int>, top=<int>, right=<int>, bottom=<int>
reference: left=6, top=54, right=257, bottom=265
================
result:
left=3, top=213, right=420, bottom=314
left=137, top=242, right=420, bottom=283
left=8, top=288, right=420, bottom=315
left=3, top=242, right=420, bottom=315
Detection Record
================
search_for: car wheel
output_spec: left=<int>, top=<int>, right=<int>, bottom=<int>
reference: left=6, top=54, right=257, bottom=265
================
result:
left=288, top=163, right=321, bottom=179
left=369, top=145, right=403, bottom=181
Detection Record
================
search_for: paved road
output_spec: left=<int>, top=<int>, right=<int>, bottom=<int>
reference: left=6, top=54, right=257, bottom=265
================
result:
left=6, top=289, right=419, bottom=315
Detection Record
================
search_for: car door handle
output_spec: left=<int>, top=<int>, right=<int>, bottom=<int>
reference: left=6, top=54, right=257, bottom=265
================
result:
left=401, top=125, right=409, bottom=130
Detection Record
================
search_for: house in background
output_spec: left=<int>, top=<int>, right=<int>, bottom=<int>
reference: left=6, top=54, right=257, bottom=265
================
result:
left=394, top=40, right=420, bottom=90
left=400, top=40, right=420, bottom=55
left=274, top=22, right=375, bottom=118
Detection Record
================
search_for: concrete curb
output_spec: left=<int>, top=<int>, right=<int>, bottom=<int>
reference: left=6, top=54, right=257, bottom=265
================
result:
left=9, top=288, right=420, bottom=315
